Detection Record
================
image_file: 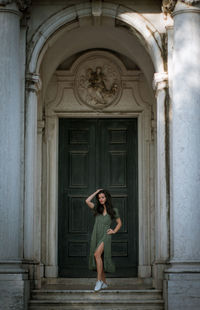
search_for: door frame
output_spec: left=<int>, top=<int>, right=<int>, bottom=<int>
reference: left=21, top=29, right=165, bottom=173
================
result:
left=42, top=109, right=153, bottom=279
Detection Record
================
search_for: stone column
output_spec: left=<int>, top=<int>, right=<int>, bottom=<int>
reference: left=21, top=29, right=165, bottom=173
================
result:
left=24, top=73, right=42, bottom=285
left=0, top=0, right=21, bottom=262
left=44, top=115, right=58, bottom=278
left=165, top=1, right=200, bottom=309
left=153, top=72, right=170, bottom=289
left=0, top=1, right=29, bottom=309
left=36, top=119, right=45, bottom=285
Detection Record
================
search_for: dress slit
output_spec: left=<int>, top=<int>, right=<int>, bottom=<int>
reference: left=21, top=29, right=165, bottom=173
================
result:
left=94, top=240, right=104, bottom=255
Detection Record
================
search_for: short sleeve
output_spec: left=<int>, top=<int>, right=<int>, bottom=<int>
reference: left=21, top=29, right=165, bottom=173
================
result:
left=113, top=208, right=120, bottom=219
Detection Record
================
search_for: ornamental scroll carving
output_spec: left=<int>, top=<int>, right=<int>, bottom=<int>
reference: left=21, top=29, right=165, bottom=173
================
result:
left=162, top=0, right=200, bottom=13
left=74, top=56, right=122, bottom=109
left=162, top=0, right=177, bottom=13
left=0, top=0, right=31, bottom=10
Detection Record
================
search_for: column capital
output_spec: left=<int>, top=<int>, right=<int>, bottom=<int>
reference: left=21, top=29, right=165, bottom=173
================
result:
left=26, top=73, right=42, bottom=93
left=37, top=120, right=45, bottom=135
left=0, top=0, right=31, bottom=11
left=153, top=72, right=168, bottom=96
left=162, top=0, right=200, bottom=15
left=162, top=0, right=177, bottom=14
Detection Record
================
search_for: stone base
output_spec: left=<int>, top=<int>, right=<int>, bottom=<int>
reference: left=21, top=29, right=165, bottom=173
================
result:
left=45, top=265, right=58, bottom=278
left=138, top=265, right=152, bottom=278
left=0, top=272, right=30, bottom=310
left=152, top=262, right=168, bottom=289
left=164, top=272, right=200, bottom=310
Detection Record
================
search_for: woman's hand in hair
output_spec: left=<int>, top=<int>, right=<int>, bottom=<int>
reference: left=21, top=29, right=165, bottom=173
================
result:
left=85, top=189, right=102, bottom=209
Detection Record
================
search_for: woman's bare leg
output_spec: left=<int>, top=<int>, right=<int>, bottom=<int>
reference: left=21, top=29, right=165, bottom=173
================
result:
left=94, top=242, right=104, bottom=281
left=101, top=269, right=106, bottom=283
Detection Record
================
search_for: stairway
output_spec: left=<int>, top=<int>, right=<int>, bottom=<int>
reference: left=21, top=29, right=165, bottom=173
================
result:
left=29, top=278, right=164, bottom=310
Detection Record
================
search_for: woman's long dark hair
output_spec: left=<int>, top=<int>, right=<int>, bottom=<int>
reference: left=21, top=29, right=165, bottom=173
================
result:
left=94, top=189, right=116, bottom=219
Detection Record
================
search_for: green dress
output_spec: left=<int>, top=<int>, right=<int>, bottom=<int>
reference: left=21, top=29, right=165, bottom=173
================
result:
left=89, top=206, right=120, bottom=273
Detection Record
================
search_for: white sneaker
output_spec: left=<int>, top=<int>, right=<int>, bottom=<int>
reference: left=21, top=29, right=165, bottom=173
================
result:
left=94, top=280, right=103, bottom=291
left=101, top=282, right=108, bottom=289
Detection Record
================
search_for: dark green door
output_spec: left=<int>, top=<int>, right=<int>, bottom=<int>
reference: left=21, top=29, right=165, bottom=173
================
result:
left=58, top=119, right=138, bottom=277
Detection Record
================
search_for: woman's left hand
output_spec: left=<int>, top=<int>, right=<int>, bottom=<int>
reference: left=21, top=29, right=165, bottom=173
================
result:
left=107, top=228, right=115, bottom=235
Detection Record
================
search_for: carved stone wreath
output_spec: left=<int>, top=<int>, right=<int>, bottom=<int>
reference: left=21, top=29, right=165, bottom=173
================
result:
left=74, top=56, right=122, bottom=109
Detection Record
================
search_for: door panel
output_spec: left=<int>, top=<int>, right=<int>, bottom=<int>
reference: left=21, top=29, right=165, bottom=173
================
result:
left=99, top=120, right=138, bottom=276
left=58, top=119, right=138, bottom=277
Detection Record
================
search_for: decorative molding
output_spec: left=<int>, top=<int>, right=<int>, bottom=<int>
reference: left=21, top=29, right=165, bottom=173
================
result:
left=153, top=72, right=168, bottom=96
left=37, top=120, right=45, bottom=135
left=91, top=0, right=102, bottom=17
left=26, top=73, right=42, bottom=93
left=74, top=55, right=122, bottom=109
left=91, top=0, right=102, bottom=24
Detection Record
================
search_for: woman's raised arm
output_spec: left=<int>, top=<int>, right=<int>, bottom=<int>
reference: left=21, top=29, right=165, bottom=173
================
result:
left=85, top=189, right=102, bottom=209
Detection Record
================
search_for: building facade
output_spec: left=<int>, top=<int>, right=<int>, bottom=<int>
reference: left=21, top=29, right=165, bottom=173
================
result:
left=0, top=0, right=200, bottom=309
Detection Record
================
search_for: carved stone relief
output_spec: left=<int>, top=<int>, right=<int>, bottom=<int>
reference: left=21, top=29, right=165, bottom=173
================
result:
left=74, top=56, right=122, bottom=109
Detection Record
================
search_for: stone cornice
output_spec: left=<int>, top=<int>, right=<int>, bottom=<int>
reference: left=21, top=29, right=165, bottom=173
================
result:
left=0, top=0, right=31, bottom=10
left=162, top=0, right=200, bottom=14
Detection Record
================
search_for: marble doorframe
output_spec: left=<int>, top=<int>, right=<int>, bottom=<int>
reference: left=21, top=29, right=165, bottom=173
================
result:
left=42, top=112, right=153, bottom=279
left=40, top=57, right=155, bottom=279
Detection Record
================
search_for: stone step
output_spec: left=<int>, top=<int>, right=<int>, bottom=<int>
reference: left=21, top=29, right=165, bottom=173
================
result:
left=31, top=289, right=162, bottom=301
left=29, top=288, right=164, bottom=309
left=29, top=299, right=164, bottom=310
left=40, top=277, right=153, bottom=290
left=42, top=277, right=153, bottom=286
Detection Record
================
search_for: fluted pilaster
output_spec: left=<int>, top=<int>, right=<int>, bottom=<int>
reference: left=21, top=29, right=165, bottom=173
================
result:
left=153, top=72, right=170, bottom=289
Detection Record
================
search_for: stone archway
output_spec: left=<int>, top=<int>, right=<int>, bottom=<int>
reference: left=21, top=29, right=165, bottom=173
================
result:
left=25, top=2, right=169, bottom=287
left=27, top=2, right=165, bottom=75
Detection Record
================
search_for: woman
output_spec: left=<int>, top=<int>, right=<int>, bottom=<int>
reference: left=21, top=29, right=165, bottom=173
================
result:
left=85, top=189, right=122, bottom=292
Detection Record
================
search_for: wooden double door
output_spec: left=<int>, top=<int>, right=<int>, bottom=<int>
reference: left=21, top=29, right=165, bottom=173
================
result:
left=58, top=118, right=138, bottom=277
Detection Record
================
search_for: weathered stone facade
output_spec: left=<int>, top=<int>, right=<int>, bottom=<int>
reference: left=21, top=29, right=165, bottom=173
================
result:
left=0, top=0, right=200, bottom=309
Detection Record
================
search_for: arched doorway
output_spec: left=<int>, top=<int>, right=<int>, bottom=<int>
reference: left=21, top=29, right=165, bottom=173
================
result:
left=25, top=2, right=168, bottom=286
